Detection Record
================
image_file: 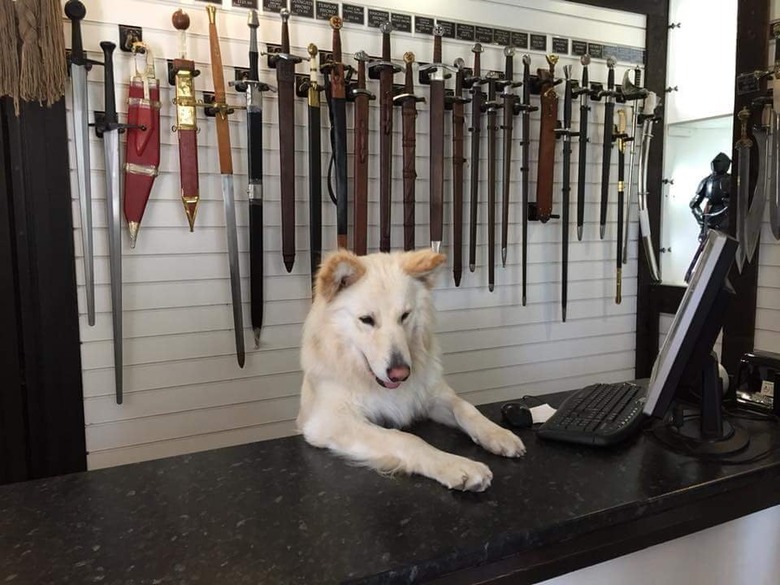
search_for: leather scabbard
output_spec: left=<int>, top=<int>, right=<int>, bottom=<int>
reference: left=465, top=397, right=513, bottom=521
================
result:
left=124, top=78, right=161, bottom=245
left=353, top=89, right=369, bottom=255
left=536, top=73, right=557, bottom=223
left=379, top=70, right=394, bottom=252
left=277, top=60, right=297, bottom=270
left=402, top=100, right=417, bottom=251
left=173, top=59, right=199, bottom=231
left=452, top=100, right=466, bottom=285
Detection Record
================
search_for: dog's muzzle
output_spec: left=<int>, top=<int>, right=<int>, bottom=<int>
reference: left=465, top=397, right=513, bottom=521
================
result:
left=375, top=354, right=411, bottom=389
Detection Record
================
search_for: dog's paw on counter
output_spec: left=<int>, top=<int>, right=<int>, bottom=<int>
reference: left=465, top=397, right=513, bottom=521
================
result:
left=430, top=454, right=494, bottom=492
left=475, top=426, right=527, bottom=458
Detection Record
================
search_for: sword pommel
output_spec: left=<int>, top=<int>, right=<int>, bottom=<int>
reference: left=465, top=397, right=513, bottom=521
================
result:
left=580, top=54, right=590, bottom=67
left=172, top=9, right=190, bottom=30
left=472, top=42, right=484, bottom=54
left=606, top=56, right=616, bottom=69
left=546, top=54, right=559, bottom=73
left=522, top=54, right=531, bottom=66
left=404, top=52, right=415, bottom=64
left=433, top=25, right=443, bottom=37
left=380, top=21, right=394, bottom=34
left=503, top=46, right=515, bottom=57
left=206, top=4, right=216, bottom=25
left=64, top=0, right=85, bottom=21
left=280, top=7, right=290, bottom=22
left=354, top=50, right=369, bottom=62
left=248, top=9, right=259, bottom=28
left=308, top=43, right=318, bottom=57
left=330, top=15, right=343, bottom=30
left=454, top=57, right=465, bottom=69
left=563, top=64, right=571, bottom=80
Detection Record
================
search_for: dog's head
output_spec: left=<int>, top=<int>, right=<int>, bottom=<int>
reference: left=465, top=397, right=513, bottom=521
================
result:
left=311, top=249, right=445, bottom=389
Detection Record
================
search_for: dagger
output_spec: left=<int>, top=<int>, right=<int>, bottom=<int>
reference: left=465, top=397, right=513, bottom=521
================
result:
left=599, top=56, right=617, bottom=240
left=394, top=51, right=425, bottom=251
left=499, top=47, right=520, bottom=268
left=573, top=54, right=591, bottom=241
left=96, top=41, right=124, bottom=403
left=307, top=44, right=324, bottom=287
left=64, top=0, right=95, bottom=326
left=352, top=50, right=373, bottom=256
left=274, top=9, right=302, bottom=270
left=234, top=9, right=273, bottom=346
left=468, top=42, right=485, bottom=272
left=206, top=4, right=245, bottom=368
left=450, top=58, right=470, bottom=286
left=327, top=16, right=349, bottom=250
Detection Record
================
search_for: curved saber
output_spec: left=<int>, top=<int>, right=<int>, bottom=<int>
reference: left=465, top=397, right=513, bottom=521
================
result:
left=637, top=91, right=661, bottom=282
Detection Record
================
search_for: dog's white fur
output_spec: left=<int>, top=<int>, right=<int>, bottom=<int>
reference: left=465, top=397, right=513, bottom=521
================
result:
left=297, top=249, right=525, bottom=492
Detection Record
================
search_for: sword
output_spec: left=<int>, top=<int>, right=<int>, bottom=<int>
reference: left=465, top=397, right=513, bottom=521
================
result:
left=621, top=66, right=647, bottom=261
left=485, top=73, right=500, bottom=291
left=573, top=55, right=591, bottom=241
left=450, top=58, right=470, bottom=286
left=352, top=51, right=373, bottom=256
left=171, top=9, right=201, bottom=232
left=370, top=22, right=401, bottom=252
left=65, top=0, right=96, bottom=326
left=615, top=109, right=628, bottom=304
left=273, top=9, right=302, bottom=270
left=422, top=27, right=447, bottom=253
left=735, top=107, right=752, bottom=272
left=517, top=54, right=537, bottom=305
left=393, top=52, right=425, bottom=251
left=306, top=44, right=324, bottom=287
left=771, top=24, right=780, bottom=241
left=599, top=56, right=617, bottom=240
left=467, top=42, right=485, bottom=272
left=636, top=91, right=661, bottom=282
left=536, top=54, right=559, bottom=224
left=499, top=47, right=520, bottom=268
left=744, top=103, right=771, bottom=264
left=555, top=64, right=576, bottom=321
left=123, top=42, right=160, bottom=248
left=325, top=16, right=349, bottom=250
left=96, top=42, right=124, bottom=403
left=206, top=4, right=245, bottom=367
left=233, top=10, right=273, bottom=346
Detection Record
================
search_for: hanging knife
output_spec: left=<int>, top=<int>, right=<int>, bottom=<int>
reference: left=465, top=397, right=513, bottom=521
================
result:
left=64, top=0, right=96, bottom=326
left=206, top=4, right=245, bottom=367
left=450, top=58, right=470, bottom=286
left=598, top=56, right=617, bottom=239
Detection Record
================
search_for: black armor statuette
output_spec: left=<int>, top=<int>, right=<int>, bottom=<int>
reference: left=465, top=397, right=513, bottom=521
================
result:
left=685, top=152, right=731, bottom=282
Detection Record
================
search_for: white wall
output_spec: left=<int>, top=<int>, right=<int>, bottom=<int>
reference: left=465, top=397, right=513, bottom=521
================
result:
left=64, top=0, right=646, bottom=469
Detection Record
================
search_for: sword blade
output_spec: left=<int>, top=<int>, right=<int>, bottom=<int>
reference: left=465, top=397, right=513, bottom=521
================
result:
left=576, top=92, right=589, bottom=241
left=623, top=105, right=639, bottom=262
left=562, top=137, right=572, bottom=320
left=487, top=107, right=497, bottom=291
left=103, top=130, right=123, bottom=404
left=735, top=142, right=750, bottom=272
left=469, top=89, right=483, bottom=271
left=637, top=118, right=661, bottom=282
left=72, top=65, right=95, bottom=326
left=277, top=66, right=297, bottom=271
left=430, top=81, right=445, bottom=251
left=501, top=96, right=514, bottom=267
left=521, top=109, right=530, bottom=305
left=222, top=175, right=245, bottom=367
left=247, top=97, right=264, bottom=346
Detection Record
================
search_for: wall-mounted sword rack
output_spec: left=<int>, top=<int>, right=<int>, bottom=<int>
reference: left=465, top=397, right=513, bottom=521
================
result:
left=63, top=0, right=662, bottom=402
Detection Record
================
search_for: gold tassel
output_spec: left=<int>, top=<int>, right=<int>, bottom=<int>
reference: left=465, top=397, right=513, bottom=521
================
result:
left=16, top=0, right=43, bottom=104
left=0, top=0, right=20, bottom=114
left=39, top=0, right=67, bottom=106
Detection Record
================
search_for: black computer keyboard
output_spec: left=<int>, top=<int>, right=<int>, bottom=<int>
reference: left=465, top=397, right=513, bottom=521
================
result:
left=537, top=382, right=647, bottom=446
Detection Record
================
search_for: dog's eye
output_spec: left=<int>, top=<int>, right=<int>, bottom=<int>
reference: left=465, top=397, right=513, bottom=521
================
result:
left=359, top=315, right=375, bottom=327
left=400, top=311, right=411, bottom=323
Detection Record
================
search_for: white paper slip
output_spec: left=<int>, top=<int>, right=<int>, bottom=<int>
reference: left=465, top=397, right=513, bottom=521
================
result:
left=530, top=404, right=557, bottom=424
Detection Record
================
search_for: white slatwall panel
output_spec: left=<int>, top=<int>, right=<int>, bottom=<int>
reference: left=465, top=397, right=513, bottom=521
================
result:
left=63, top=0, right=646, bottom=469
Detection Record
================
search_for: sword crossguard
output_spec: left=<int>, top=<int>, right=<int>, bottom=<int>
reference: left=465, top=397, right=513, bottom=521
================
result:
left=230, top=78, right=276, bottom=94
left=265, top=51, right=304, bottom=67
left=368, top=59, right=403, bottom=74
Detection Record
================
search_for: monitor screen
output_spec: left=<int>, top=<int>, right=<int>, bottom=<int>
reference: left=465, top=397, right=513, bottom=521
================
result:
left=643, top=230, right=738, bottom=418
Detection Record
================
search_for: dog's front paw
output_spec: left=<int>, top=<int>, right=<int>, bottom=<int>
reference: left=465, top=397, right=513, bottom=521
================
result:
left=431, top=455, right=493, bottom=492
left=478, top=426, right=527, bottom=458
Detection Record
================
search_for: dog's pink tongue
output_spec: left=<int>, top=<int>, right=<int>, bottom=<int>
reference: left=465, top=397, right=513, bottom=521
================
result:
left=384, top=380, right=401, bottom=389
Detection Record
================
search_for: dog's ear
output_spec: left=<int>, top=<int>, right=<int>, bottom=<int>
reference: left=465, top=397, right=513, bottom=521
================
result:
left=400, top=250, right=446, bottom=289
left=315, top=250, right=366, bottom=301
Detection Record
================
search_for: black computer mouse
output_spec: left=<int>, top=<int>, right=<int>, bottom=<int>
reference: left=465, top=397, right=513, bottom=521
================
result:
left=501, top=402, right=533, bottom=429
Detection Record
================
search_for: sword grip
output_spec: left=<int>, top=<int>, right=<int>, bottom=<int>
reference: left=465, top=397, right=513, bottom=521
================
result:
left=64, top=0, right=86, bottom=64
left=433, top=35, right=442, bottom=64
left=248, top=110, right=263, bottom=183
left=249, top=44, right=259, bottom=82
left=101, top=42, right=118, bottom=125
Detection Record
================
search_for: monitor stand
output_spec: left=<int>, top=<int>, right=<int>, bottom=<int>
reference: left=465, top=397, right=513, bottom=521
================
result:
left=653, top=352, right=750, bottom=456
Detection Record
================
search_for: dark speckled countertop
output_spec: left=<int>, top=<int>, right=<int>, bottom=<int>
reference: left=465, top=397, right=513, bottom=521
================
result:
left=2, top=392, right=780, bottom=585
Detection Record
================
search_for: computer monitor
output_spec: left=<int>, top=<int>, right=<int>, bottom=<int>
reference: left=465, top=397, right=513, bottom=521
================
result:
left=642, top=229, right=749, bottom=455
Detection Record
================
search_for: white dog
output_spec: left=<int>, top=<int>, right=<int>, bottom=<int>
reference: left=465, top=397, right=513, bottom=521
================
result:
left=297, top=249, right=526, bottom=492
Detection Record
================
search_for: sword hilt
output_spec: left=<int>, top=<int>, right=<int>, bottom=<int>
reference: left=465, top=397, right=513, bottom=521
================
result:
left=231, top=78, right=275, bottom=94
